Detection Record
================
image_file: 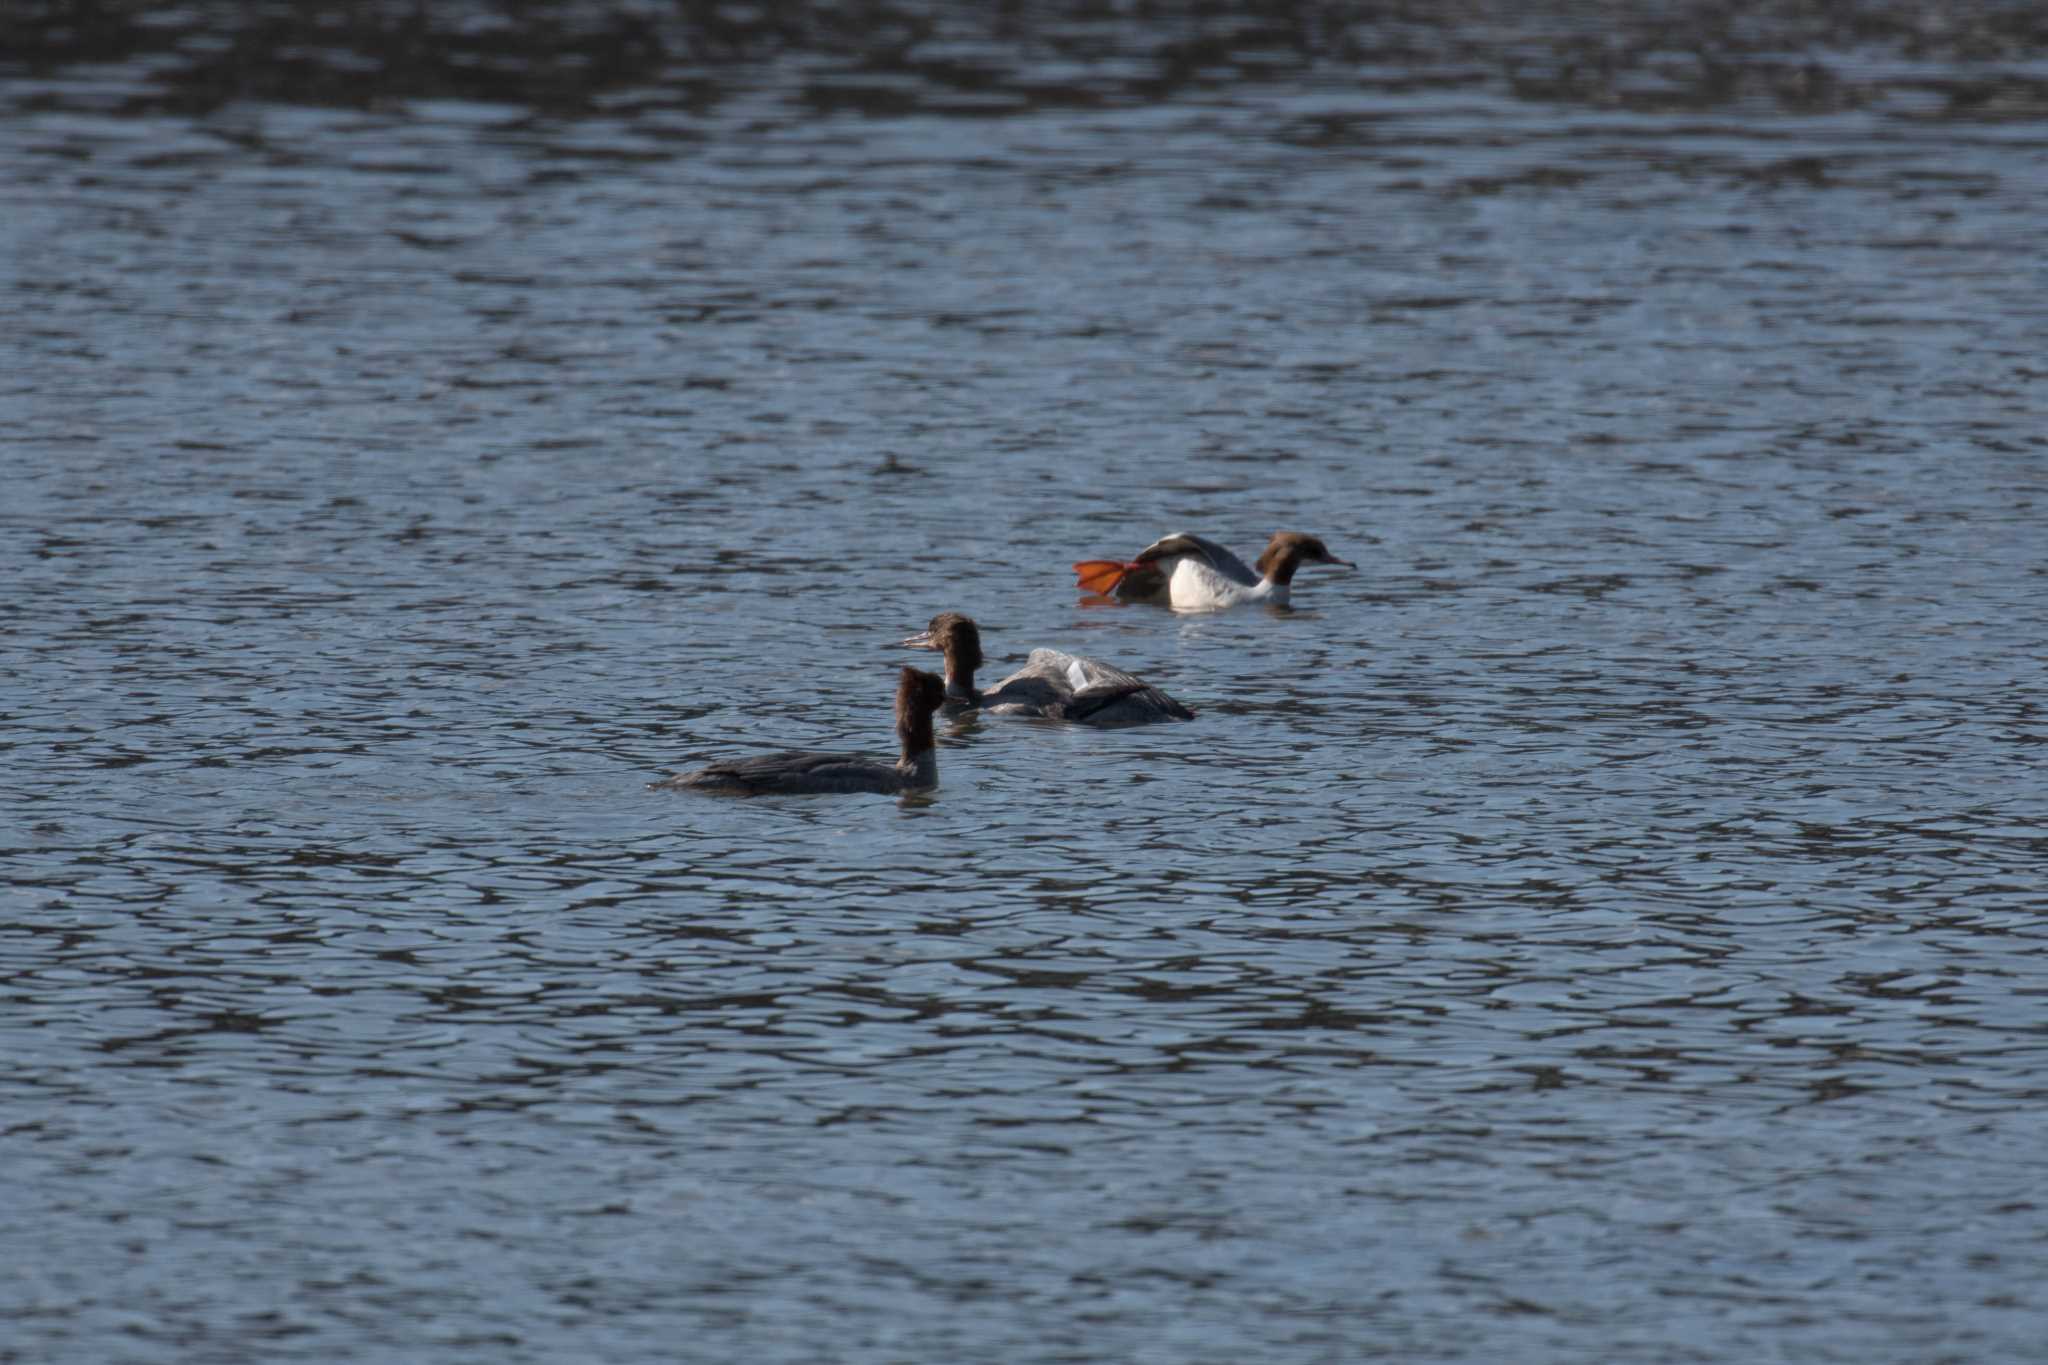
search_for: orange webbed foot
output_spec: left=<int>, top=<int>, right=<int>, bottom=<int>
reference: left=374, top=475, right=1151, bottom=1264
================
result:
left=1072, top=560, right=1134, bottom=595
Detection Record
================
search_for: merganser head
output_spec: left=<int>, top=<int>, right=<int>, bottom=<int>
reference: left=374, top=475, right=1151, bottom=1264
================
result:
left=1254, top=532, right=1355, bottom=585
left=895, top=666, right=947, bottom=750
left=898, top=612, right=984, bottom=694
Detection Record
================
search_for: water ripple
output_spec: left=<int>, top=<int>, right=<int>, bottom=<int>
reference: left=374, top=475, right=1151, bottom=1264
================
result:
left=7, top=4, right=2048, bottom=1362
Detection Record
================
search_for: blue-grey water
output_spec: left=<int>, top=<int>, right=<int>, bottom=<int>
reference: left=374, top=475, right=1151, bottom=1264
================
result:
left=5, top=4, right=2046, bottom=1360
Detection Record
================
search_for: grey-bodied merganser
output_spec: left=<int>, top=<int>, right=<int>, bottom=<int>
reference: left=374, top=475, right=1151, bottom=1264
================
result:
left=652, top=667, right=947, bottom=796
left=900, top=612, right=1195, bottom=727
left=1074, top=531, right=1354, bottom=610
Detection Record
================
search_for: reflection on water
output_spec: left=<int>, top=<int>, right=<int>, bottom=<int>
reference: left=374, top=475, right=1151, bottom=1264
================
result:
left=11, top=0, right=2048, bottom=119
left=4, top=3, right=2047, bottom=1361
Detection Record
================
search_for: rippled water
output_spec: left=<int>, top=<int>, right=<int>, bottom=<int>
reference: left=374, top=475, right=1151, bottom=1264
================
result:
left=5, top=4, right=2047, bottom=1360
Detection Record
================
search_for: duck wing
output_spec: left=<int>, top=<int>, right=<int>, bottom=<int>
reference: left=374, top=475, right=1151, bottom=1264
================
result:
left=991, top=650, right=1195, bottom=726
left=1131, top=532, right=1260, bottom=588
left=657, top=750, right=899, bottom=795
left=977, top=651, right=1077, bottom=714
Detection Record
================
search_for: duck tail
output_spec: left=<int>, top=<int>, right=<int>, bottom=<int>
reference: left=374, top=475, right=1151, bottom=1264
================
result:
left=1073, top=559, right=1135, bottom=595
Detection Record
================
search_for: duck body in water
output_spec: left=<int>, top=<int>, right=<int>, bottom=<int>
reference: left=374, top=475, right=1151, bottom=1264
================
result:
left=1073, top=530, right=1353, bottom=610
left=654, top=667, right=947, bottom=796
left=900, top=613, right=1194, bottom=727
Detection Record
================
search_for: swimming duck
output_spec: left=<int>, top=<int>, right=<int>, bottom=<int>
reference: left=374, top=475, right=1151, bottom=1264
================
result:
left=653, top=667, right=947, bottom=796
left=1073, top=531, right=1353, bottom=610
left=900, top=612, right=1194, bottom=727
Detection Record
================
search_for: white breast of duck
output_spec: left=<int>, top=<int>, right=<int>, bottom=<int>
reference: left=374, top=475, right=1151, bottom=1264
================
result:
left=1158, top=551, right=1273, bottom=609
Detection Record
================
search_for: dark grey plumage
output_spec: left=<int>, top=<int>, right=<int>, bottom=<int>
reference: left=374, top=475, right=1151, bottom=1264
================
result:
left=655, top=667, right=947, bottom=796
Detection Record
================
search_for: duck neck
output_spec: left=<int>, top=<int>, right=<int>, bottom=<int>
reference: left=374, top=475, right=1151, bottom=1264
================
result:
left=899, top=707, right=936, bottom=763
left=895, top=747, right=938, bottom=787
left=896, top=715, right=938, bottom=786
left=1259, top=545, right=1306, bottom=587
left=942, top=649, right=979, bottom=704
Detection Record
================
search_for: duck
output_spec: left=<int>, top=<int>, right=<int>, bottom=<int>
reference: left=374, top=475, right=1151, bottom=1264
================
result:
left=899, top=612, right=1194, bottom=727
left=1073, top=531, right=1354, bottom=610
left=652, top=667, right=948, bottom=796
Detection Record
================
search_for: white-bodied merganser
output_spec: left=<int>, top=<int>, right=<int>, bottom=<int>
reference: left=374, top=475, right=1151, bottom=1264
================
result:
left=652, top=667, right=947, bottom=796
left=1074, top=531, right=1354, bottom=610
left=900, top=613, right=1195, bottom=727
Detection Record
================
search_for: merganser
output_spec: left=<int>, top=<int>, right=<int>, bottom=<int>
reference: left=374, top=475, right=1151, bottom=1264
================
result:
left=899, top=612, right=1195, bottom=727
left=1073, top=531, right=1354, bottom=610
left=652, top=667, right=947, bottom=796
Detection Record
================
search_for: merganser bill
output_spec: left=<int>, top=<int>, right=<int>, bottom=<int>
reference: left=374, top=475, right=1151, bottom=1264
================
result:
left=900, top=612, right=1195, bottom=727
left=1073, top=531, right=1354, bottom=610
left=652, top=667, right=947, bottom=796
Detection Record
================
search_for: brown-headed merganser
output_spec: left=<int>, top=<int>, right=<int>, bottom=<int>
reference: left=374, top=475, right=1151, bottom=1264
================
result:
left=1074, top=531, right=1354, bottom=610
left=900, top=612, right=1195, bottom=727
left=652, top=667, right=947, bottom=796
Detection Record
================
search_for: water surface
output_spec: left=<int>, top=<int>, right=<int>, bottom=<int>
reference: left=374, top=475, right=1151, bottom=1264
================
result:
left=4, top=4, right=2047, bottom=1361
